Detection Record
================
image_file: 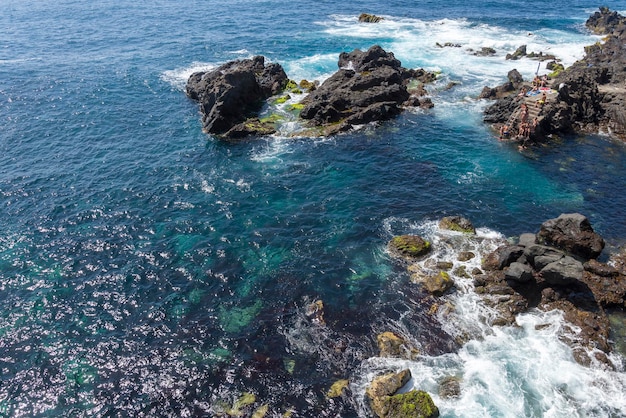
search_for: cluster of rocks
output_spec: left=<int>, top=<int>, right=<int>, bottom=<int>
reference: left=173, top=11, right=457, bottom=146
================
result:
left=505, top=44, right=557, bottom=62
left=326, top=212, right=624, bottom=416
left=186, top=42, right=437, bottom=140
left=477, top=213, right=625, bottom=366
left=483, top=7, right=626, bottom=142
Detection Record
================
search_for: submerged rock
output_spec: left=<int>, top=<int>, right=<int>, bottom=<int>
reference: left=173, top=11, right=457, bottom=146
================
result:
left=438, top=376, right=461, bottom=399
left=439, top=216, right=476, bottom=234
left=377, top=331, right=419, bottom=359
left=327, top=379, right=350, bottom=398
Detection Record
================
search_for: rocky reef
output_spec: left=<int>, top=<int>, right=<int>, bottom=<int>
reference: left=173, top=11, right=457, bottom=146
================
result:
left=304, top=212, right=624, bottom=416
left=483, top=7, right=626, bottom=144
left=186, top=45, right=436, bottom=139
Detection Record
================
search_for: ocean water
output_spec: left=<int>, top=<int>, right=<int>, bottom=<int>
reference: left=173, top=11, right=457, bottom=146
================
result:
left=1, top=0, right=626, bottom=416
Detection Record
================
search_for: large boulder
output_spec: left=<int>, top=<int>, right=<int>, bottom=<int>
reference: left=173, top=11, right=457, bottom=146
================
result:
left=366, top=369, right=439, bottom=418
left=388, top=235, right=431, bottom=261
left=186, top=56, right=288, bottom=136
left=299, top=45, right=434, bottom=134
left=539, top=256, right=584, bottom=286
left=366, top=369, right=412, bottom=416
left=505, top=262, right=534, bottom=283
left=536, top=213, right=605, bottom=260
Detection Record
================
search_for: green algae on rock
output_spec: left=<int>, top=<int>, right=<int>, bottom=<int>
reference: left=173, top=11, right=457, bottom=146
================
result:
left=438, top=216, right=476, bottom=234
left=388, top=235, right=431, bottom=260
left=384, top=390, right=440, bottom=418
left=326, top=379, right=350, bottom=398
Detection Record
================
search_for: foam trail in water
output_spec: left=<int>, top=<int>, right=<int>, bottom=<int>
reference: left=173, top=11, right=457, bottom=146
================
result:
left=161, top=62, right=217, bottom=91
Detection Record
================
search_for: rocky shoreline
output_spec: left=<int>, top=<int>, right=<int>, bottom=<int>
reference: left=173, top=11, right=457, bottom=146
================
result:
left=483, top=7, right=626, bottom=145
left=359, top=213, right=625, bottom=417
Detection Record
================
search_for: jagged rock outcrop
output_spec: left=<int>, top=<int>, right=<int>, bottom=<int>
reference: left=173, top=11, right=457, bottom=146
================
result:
left=186, top=56, right=288, bottom=137
left=186, top=46, right=437, bottom=139
left=475, top=213, right=625, bottom=367
left=483, top=8, right=626, bottom=143
left=359, top=13, right=384, bottom=23
left=299, top=45, right=436, bottom=135
left=479, top=69, right=525, bottom=100
left=536, top=213, right=605, bottom=259
left=506, top=44, right=557, bottom=61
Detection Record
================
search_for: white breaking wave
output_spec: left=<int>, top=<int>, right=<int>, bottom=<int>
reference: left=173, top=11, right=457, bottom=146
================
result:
left=310, top=14, right=601, bottom=100
left=161, top=62, right=217, bottom=91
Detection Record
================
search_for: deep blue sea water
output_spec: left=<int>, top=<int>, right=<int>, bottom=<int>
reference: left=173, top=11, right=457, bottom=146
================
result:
left=2, top=1, right=626, bottom=416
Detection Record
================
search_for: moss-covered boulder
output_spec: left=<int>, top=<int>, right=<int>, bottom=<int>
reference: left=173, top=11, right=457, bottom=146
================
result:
left=299, top=79, right=317, bottom=92
left=439, top=216, right=476, bottom=234
left=366, top=369, right=412, bottom=417
left=377, top=331, right=419, bottom=359
left=389, top=235, right=431, bottom=261
left=423, top=271, right=454, bottom=296
left=384, top=390, right=440, bottom=418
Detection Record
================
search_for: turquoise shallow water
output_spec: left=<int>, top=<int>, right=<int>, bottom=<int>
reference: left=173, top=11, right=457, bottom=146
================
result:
left=1, top=0, right=626, bottom=416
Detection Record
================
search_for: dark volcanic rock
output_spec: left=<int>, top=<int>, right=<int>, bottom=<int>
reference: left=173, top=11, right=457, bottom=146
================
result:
left=536, top=213, right=605, bottom=260
left=300, top=45, right=435, bottom=135
left=186, top=56, right=288, bottom=137
left=505, top=262, right=534, bottom=283
left=539, top=256, right=584, bottom=286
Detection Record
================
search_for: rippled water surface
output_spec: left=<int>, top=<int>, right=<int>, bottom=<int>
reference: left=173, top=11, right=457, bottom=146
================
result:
left=1, top=0, right=626, bottom=416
